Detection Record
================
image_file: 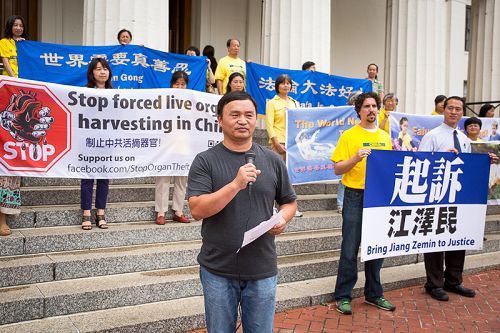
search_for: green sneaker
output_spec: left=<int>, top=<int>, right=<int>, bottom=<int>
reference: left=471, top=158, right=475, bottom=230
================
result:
left=364, top=297, right=396, bottom=311
left=335, top=299, right=352, bottom=315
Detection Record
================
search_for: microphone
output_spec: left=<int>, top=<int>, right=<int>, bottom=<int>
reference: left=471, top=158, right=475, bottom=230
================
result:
left=245, top=150, right=256, bottom=190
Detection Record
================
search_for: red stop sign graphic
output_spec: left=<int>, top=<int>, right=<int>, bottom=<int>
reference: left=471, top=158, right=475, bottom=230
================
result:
left=0, top=79, right=71, bottom=172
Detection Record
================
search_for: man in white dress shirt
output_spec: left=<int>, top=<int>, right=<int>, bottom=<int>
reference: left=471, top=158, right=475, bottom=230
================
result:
left=418, top=96, right=477, bottom=301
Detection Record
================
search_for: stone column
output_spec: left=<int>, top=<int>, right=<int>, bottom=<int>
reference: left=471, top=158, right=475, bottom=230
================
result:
left=83, top=0, right=169, bottom=51
left=261, top=0, right=331, bottom=73
left=385, top=0, right=470, bottom=115
left=468, top=0, right=500, bottom=107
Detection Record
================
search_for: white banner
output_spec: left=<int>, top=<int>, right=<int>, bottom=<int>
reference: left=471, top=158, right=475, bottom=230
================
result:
left=0, top=76, right=222, bottom=178
left=361, top=204, right=485, bottom=261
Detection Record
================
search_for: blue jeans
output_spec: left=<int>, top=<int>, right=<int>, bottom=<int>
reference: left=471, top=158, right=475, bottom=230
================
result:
left=337, top=179, right=345, bottom=208
left=334, top=187, right=384, bottom=301
left=199, top=265, right=277, bottom=333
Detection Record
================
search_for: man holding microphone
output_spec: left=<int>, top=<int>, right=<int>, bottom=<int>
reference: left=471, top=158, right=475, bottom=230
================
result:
left=187, top=91, right=297, bottom=332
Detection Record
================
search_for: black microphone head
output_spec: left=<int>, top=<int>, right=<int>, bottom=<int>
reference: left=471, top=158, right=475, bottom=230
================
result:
left=245, top=150, right=256, bottom=164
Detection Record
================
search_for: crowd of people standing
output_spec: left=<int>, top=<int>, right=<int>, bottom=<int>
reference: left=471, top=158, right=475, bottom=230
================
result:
left=1, top=14, right=498, bottom=332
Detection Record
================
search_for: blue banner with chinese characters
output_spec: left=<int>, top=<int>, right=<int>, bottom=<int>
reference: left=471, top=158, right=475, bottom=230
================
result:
left=286, top=106, right=358, bottom=184
left=388, top=112, right=500, bottom=151
left=16, top=40, right=207, bottom=90
left=361, top=150, right=490, bottom=261
left=246, top=62, right=372, bottom=115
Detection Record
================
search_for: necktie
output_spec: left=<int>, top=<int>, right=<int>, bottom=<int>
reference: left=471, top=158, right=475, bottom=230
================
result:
left=453, top=130, right=462, bottom=153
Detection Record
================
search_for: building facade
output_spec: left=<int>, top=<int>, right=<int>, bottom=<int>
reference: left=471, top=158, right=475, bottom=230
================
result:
left=2, top=0, right=498, bottom=115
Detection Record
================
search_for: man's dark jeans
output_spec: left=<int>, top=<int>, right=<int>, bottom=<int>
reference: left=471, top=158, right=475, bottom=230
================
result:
left=334, top=187, right=384, bottom=301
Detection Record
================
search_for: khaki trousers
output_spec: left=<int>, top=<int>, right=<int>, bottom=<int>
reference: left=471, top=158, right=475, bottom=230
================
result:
left=154, top=176, right=187, bottom=213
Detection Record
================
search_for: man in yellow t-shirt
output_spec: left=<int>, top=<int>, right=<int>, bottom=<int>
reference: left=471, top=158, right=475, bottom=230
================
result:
left=330, top=92, right=395, bottom=315
left=215, top=39, right=246, bottom=95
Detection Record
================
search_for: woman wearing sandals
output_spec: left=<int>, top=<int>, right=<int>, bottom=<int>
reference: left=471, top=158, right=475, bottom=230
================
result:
left=80, top=58, right=113, bottom=230
left=154, top=71, right=190, bottom=225
left=0, top=15, right=28, bottom=236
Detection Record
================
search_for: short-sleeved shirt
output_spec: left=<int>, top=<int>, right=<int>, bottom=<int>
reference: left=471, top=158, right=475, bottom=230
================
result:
left=214, top=55, right=246, bottom=94
left=370, top=78, right=384, bottom=96
left=377, top=107, right=390, bottom=133
left=418, top=123, right=471, bottom=153
left=0, top=38, right=18, bottom=77
left=187, top=142, right=296, bottom=280
left=265, top=95, right=299, bottom=144
left=330, top=124, right=391, bottom=190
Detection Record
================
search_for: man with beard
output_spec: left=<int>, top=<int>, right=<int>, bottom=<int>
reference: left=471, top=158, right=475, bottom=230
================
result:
left=330, top=92, right=395, bottom=315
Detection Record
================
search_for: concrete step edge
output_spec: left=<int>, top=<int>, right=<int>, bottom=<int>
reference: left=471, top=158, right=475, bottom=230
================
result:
left=0, top=251, right=497, bottom=332
left=2, top=233, right=498, bottom=289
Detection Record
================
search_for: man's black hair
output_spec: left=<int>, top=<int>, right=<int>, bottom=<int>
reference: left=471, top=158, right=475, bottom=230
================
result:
left=217, top=91, right=257, bottom=117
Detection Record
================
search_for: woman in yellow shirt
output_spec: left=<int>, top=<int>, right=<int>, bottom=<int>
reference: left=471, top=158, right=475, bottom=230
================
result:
left=0, top=15, right=27, bottom=236
left=265, top=74, right=302, bottom=217
left=0, top=15, right=27, bottom=77
left=377, top=93, right=398, bottom=133
left=265, top=74, right=298, bottom=160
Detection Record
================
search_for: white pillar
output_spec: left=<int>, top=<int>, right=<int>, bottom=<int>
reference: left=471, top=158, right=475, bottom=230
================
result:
left=262, top=0, right=331, bottom=73
left=40, top=0, right=84, bottom=44
left=468, top=0, right=500, bottom=105
left=83, top=0, right=169, bottom=51
left=385, top=0, right=470, bottom=115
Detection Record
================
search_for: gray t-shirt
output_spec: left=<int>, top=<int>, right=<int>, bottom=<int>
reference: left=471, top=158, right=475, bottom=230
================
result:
left=187, top=142, right=297, bottom=280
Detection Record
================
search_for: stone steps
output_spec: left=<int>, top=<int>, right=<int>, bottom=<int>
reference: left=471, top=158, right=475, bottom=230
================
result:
left=2, top=168, right=499, bottom=332
left=1, top=236, right=498, bottom=325
left=0, top=228, right=338, bottom=286
left=20, top=183, right=338, bottom=206
left=0, top=221, right=497, bottom=326
left=20, top=177, right=338, bottom=194
left=2, top=230, right=498, bottom=288
left=8, top=193, right=338, bottom=229
left=0, top=251, right=497, bottom=332
left=4, top=211, right=499, bottom=257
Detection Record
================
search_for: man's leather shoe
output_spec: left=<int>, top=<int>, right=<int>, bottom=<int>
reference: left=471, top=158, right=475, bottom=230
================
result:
left=444, top=284, right=476, bottom=297
left=173, top=214, right=190, bottom=223
left=155, top=215, right=166, bottom=225
left=426, top=287, right=449, bottom=301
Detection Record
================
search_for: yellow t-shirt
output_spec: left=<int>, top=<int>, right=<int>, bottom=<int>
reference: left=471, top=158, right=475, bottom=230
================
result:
left=0, top=38, right=18, bottom=77
left=265, top=95, right=299, bottom=144
left=377, top=107, right=390, bottom=133
left=431, top=110, right=442, bottom=116
left=330, top=125, right=391, bottom=189
left=214, top=55, right=246, bottom=94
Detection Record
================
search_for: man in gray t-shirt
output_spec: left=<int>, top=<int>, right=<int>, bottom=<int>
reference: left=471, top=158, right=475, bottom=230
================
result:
left=187, top=91, right=297, bottom=333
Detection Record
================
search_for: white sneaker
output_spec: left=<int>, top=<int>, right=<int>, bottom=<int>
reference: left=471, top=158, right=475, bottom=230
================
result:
left=294, top=210, right=303, bottom=217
